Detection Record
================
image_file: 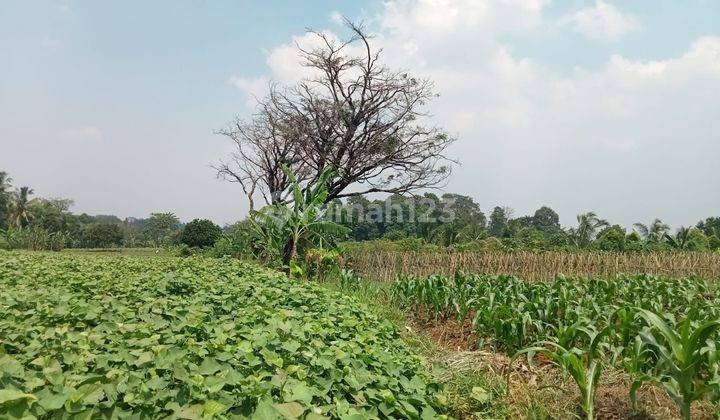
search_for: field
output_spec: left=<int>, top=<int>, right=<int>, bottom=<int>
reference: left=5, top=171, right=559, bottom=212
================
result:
left=332, top=270, right=720, bottom=418
left=347, top=250, right=720, bottom=281
left=4, top=251, right=720, bottom=419
left=0, top=252, right=443, bottom=418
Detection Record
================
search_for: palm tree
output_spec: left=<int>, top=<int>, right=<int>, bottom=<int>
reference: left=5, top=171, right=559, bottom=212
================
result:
left=633, top=218, right=670, bottom=242
left=0, top=171, right=11, bottom=195
left=10, top=186, right=34, bottom=229
left=0, top=171, right=12, bottom=229
left=456, top=223, right=486, bottom=243
left=569, top=212, right=608, bottom=248
left=664, top=226, right=690, bottom=250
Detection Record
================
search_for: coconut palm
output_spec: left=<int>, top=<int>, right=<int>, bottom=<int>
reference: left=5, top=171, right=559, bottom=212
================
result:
left=633, top=218, right=670, bottom=242
left=0, top=171, right=12, bottom=229
left=664, top=226, right=691, bottom=250
left=10, top=186, right=34, bottom=229
left=0, top=171, right=11, bottom=195
left=569, top=212, right=609, bottom=248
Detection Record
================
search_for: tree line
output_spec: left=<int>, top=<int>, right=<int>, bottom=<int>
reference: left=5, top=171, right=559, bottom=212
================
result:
left=0, top=171, right=222, bottom=251
left=2, top=170, right=717, bottom=254
left=325, top=193, right=720, bottom=252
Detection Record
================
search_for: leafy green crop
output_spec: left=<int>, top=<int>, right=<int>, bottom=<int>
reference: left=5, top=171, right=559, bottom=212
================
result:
left=0, top=252, right=444, bottom=419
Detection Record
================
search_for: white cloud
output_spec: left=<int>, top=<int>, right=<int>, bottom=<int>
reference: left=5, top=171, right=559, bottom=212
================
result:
left=228, top=0, right=720, bottom=226
left=329, top=11, right=344, bottom=24
left=561, top=1, right=640, bottom=41
left=229, top=75, right=269, bottom=107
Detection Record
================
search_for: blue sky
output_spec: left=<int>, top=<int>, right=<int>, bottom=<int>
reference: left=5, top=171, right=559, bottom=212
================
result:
left=2, top=0, right=719, bottom=228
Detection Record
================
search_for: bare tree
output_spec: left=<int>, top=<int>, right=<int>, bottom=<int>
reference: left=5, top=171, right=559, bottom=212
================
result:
left=215, top=88, right=304, bottom=210
left=216, top=20, right=455, bottom=208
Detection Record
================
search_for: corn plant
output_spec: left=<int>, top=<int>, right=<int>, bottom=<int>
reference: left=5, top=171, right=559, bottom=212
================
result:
left=514, top=324, right=611, bottom=420
left=631, top=308, right=720, bottom=420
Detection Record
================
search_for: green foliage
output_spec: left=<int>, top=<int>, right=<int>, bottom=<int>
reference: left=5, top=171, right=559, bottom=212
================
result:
left=1, top=227, right=68, bottom=251
left=83, top=223, right=124, bottom=248
left=181, top=219, right=223, bottom=248
left=515, top=325, right=611, bottom=420
left=7, top=186, right=34, bottom=229
left=246, top=166, right=349, bottom=266
left=685, top=228, right=709, bottom=251
left=696, top=217, right=720, bottom=238
left=594, top=225, right=626, bottom=251
left=709, top=234, right=720, bottom=251
left=0, top=253, right=444, bottom=418
left=487, top=207, right=508, bottom=238
left=532, top=206, right=561, bottom=233
left=144, top=212, right=181, bottom=247
left=630, top=309, right=720, bottom=420
left=391, top=271, right=720, bottom=417
left=0, top=172, right=12, bottom=231
left=569, top=212, right=608, bottom=248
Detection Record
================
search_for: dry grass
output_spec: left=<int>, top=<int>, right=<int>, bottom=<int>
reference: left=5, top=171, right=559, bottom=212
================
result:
left=347, top=250, right=720, bottom=281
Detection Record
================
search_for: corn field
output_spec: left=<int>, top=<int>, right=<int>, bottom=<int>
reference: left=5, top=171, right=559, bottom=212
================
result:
left=389, top=271, right=720, bottom=418
left=346, top=250, right=720, bottom=281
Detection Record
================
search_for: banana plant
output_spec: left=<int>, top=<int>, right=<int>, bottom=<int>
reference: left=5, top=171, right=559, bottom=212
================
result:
left=514, top=324, right=611, bottom=420
left=248, top=165, right=349, bottom=267
left=631, top=308, right=720, bottom=420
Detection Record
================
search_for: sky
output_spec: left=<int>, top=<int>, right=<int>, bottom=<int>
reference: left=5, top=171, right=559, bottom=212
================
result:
left=1, top=0, right=718, bottom=229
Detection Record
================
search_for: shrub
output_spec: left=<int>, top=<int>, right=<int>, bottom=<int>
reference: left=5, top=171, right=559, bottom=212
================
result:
left=594, top=225, right=626, bottom=251
left=83, top=222, right=123, bottom=248
left=180, top=219, right=222, bottom=248
left=709, top=235, right=720, bottom=251
left=685, top=228, right=709, bottom=251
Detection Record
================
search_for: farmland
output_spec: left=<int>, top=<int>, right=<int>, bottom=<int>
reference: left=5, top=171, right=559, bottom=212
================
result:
left=0, top=253, right=443, bottom=418
left=332, top=269, right=720, bottom=418
left=417, top=271, right=720, bottom=418
left=347, top=249, right=720, bottom=282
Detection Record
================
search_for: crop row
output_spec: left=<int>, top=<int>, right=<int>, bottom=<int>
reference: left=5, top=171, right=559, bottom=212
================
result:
left=348, top=250, right=720, bottom=281
left=389, top=272, right=720, bottom=418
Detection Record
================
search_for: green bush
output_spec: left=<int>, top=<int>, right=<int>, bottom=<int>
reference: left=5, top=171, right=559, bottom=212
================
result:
left=685, top=228, right=709, bottom=251
left=180, top=219, right=223, bottom=248
left=709, top=234, right=720, bottom=251
left=83, top=223, right=123, bottom=248
left=594, top=225, right=626, bottom=251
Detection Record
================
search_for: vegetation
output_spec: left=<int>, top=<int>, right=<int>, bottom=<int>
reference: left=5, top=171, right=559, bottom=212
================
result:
left=215, top=22, right=454, bottom=210
left=631, top=309, right=720, bottom=420
left=327, top=194, right=720, bottom=253
left=0, top=253, right=444, bottom=418
left=514, top=325, right=610, bottom=420
left=1, top=169, right=718, bottom=260
left=3, top=11, right=718, bottom=420
left=389, top=271, right=720, bottom=417
left=180, top=219, right=223, bottom=248
left=347, top=248, right=720, bottom=281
